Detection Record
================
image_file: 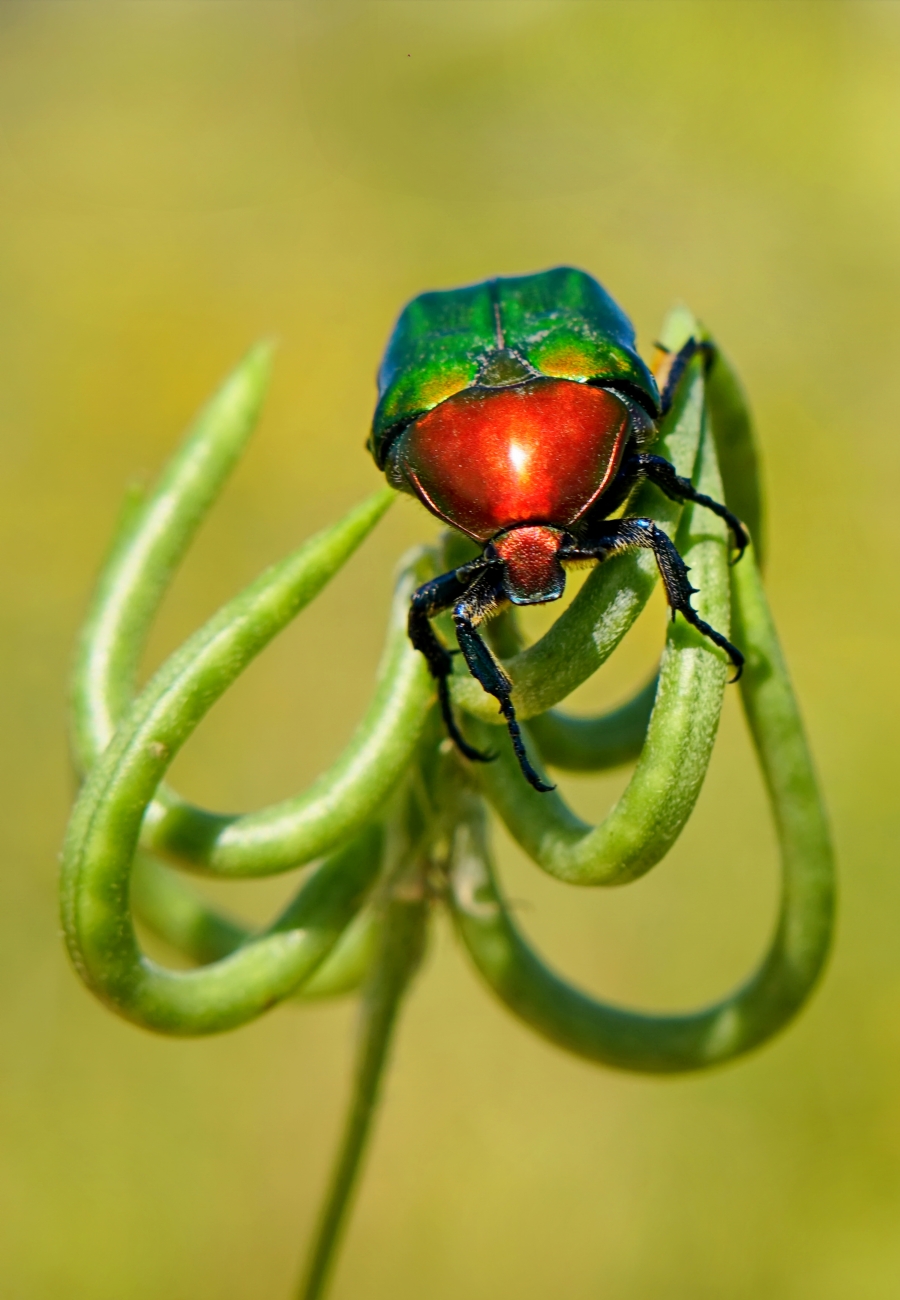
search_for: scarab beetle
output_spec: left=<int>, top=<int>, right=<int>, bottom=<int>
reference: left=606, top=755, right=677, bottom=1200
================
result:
left=368, top=267, right=747, bottom=792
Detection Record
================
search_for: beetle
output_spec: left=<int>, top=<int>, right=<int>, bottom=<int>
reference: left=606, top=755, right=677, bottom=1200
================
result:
left=368, top=267, right=747, bottom=792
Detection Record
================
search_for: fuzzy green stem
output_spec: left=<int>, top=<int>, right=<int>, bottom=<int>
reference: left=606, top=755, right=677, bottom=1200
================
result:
left=131, top=854, right=380, bottom=998
left=70, top=345, right=432, bottom=883
left=527, top=676, right=658, bottom=771
left=61, top=495, right=409, bottom=1033
left=298, top=887, right=428, bottom=1300
left=68, top=348, right=427, bottom=997
left=140, top=545, right=432, bottom=877
left=71, top=342, right=275, bottom=774
left=450, top=543, right=834, bottom=1069
left=705, top=341, right=766, bottom=566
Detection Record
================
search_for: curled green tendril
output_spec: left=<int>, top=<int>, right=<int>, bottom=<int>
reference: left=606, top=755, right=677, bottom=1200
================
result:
left=62, top=483, right=416, bottom=1031
left=450, top=540, right=832, bottom=1070
left=62, top=311, right=834, bottom=1300
left=130, top=853, right=380, bottom=999
left=526, top=676, right=657, bottom=771
left=72, top=348, right=432, bottom=878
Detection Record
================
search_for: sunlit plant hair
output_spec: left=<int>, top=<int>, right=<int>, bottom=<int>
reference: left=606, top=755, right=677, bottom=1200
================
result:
left=62, top=308, right=834, bottom=1300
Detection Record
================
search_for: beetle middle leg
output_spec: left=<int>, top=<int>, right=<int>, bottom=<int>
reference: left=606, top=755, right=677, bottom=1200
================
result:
left=625, top=452, right=749, bottom=561
left=562, top=519, right=744, bottom=680
left=453, top=571, right=555, bottom=794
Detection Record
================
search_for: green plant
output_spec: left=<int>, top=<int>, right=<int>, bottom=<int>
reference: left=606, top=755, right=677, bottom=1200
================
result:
left=62, top=308, right=834, bottom=1299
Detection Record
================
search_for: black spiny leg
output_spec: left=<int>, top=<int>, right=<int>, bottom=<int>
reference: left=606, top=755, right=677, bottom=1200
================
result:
left=408, top=568, right=494, bottom=764
left=452, top=571, right=555, bottom=793
left=659, top=335, right=714, bottom=416
left=626, top=452, right=749, bottom=561
left=562, top=519, right=744, bottom=681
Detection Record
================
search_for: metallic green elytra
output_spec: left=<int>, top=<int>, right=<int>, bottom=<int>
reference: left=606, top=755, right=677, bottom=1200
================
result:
left=369, top=266, right=660, bottom=468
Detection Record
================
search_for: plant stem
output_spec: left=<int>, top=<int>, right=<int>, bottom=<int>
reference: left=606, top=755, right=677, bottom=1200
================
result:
left=297, top=881, right=428, bottom=1300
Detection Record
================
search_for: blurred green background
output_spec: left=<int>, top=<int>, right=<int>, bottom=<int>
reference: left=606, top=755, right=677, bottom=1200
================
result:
left=1, top=2, right=899, bottom=1296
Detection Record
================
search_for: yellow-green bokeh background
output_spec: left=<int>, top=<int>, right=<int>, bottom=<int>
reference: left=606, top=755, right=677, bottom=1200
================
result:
left=2, top=2, right=899, bottom=1296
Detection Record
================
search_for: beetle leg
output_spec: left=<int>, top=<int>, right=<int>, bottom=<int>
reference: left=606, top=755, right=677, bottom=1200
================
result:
left=659, top=336, right=714, bottom=415
left=627, top=452, right=749, bottom=562
left=562, top=519, right=744, bottom=681
left=408, top=568, right=494, bottom=764
left=453, top=572, right=555, bottom=793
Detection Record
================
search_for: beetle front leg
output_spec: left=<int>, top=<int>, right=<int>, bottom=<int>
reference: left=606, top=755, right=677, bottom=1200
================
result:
left=409, top=569, right=494, bottom=764
left=453, top=572, right=555, bottom=794
left=628, top=452, right=749, bottom=561
left=563, top=519, right=744, bottom=681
